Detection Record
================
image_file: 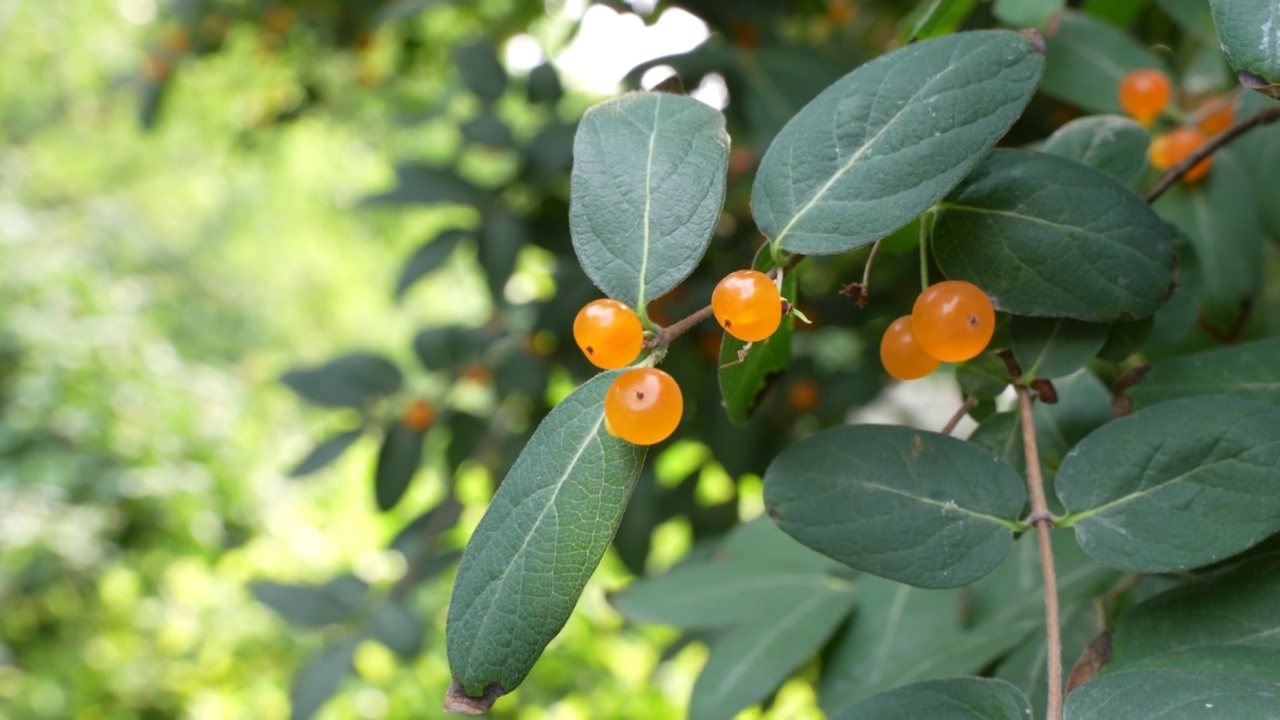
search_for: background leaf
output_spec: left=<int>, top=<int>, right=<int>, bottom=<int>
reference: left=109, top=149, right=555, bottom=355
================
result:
left=751, top=30, right=1043, bottom=255
left=902, top=0, right=981, bottom=42
left=688, top=577, right=855, bottom=720
left=933, top=149, right=1175, bottom=321
left=1011, top=316, right=1110, bottom=379
left=396, top=230, right=467, bottom=300
left=763, top=425, right=1026, bottom=588
left=1230, top=93, right=1280, bottom=240
left=1040, top=10, right=1165, bottom=114
left=454, top=40, right=507, bottom=103
left=374, top=423, right=425, bottom=512
left=569, top=92, right=728, bottom=310
left=368, top=600, right=426, bottom=659
left=1063, top=668, right=1280, bottom=718
left=412, top=325, right=499, bottom=372
left=289, top=428, right=363, bottom=478
left=253, top=575, right=368, bottom=627
left=446, top=371, right=647, bottom=700
left=1058, top=396, right=1280, bottom=572
left=1042, top=115, right=1150, bottom=185
left=831, top=678, right=1032, bottom=720
left=1130, top=337, right=1280, bottom=409
left=993, top=0, right=1064, bottom=28
left=289, top=639, right=359, bottom=720
left=478, top=211, right=527, bottom=303
left=361, top=164, right=488, bottom=207
left=281, top=353, right=402, bottom=409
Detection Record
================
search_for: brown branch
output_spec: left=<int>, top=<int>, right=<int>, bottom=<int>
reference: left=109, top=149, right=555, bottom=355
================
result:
left=645, top=305, right=714, bottom=349
left=940, top=396, right=977, bottom=436
left=1017, top=385, right=1064, bottom=720
left=1143, top=103, right=1280, bottom=203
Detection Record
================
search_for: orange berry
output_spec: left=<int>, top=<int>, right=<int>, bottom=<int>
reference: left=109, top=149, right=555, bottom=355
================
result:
left=462, top=364, right=492, bottom=384
left=1118, top=69, right=1171, bottom=127
left=879, top=316, right=941, bottom=380
left=1148, top=127, right=1212, bottom=182
left=911, top=281, right=996, bottom=363
left=1197, top=96, right=1234, bottom=135
left=574, top=299, right=644, bottom=369
left=604, top=368, right=683, bottom=446
left=712, top=270, right=782, bottom=343
left=787, top=378, right=821, bottom=413
left=402, top=400, right=436, bottom=432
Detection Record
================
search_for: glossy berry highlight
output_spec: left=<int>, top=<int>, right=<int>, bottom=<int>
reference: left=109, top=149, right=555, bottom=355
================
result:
left=604, top=368, right=683, bottom=446
left=879, top=316, right=941, bottom=380
left=573, top=299, right=644, bottom=369
left=1118, top=68, right=1171, bottom=127
left=1148, top=127, right=1212, bottom=182
left=911, top=280, right=996, bottom=363
left=712, top=269, right=782, bottom=343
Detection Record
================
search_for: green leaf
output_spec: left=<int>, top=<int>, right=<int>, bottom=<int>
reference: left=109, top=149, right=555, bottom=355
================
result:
left=1130, top=337, right=1280, bottom=409
left=1209, top=0, right=1280, bottom=88
left=994, top=602, right=1108, bottom=720
left=1231, top=93, right=1280, bottom=240
left=1153, top=150, right=1264, bottom=323
left=1042, top=115, right=1150, bottom=185
left=1040, top=10, right=1165, bottom=114
left=396, top=230, right=467, bottom=300
left=368, top=600, right=425, bottom=658
left=1063, top=668, right=1280, bottom=718
left=993, top=0, right=1065, bottom=28
left=902, top=0, right=981, bottom=42
left=1011, top=316, right=1110, bottom=379
left=1081, top=0, right=1150, bottom=28
left=933, top=149, right=1176, bottom=321
left=362, top=164, right=488, bottom=207
left=289, top=429, right=363, bottom=478
left=454, top=40, right=507, bottom=102
left=446, top=371, right=647, bottom=700
left=688, top=577, right=856, bottom=720
left=1104, top=552, right=1280, bottom=679
left=609, top=519, right=839, bottom=629
left=763, top=425, right=1026, bottom=588
left=751, top=30, right=1043, bottom=255
left=831, top=678, right=1031, bottom=720
left=526, top=62, right=563, bottom=105
left=289, top=639, right=358, bottom=720
left=412, top=325, right=499, bottom=372
left=253, top=575, right=368, bottom=627
left=1096, top=317, right=1153, bottom=363
left=1158, top=0, right=1218, bottom=41
left=955, top=352, right=1013, bottom=400
left=719, top=252, right=794, bottom=425
left=569, top=92, right=728, bottom=310
left=374, top=423, right=424, bottom=512
left=461, top=114, right=515, bottom=148
left=478, top=211, right=527, bottom=303
left=281, top=353, right=402, bottom=409
left=1058, top=396, right=1280, bottom=573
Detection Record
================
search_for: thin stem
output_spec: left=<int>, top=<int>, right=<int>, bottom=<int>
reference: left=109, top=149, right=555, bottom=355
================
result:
left=647, top=304, right=714, bottom=349
left=1143, top=103, right=1280, bottom=203
left=1017, top=385, right=1063, bottom=720
left=940, top=396, right=977, bottom=436
left=855, top=238, right=884, bottom=307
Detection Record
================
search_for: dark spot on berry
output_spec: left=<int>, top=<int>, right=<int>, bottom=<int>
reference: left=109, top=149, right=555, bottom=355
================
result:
left=723, top=319, right=733, bottom=328
left=967, top=314, right=979, bottom=328
left=586, top=346, right=594, bottom=354
left=635, top=391, right=645, bottom=400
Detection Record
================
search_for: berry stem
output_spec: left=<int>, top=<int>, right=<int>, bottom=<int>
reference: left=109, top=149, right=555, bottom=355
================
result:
left=1144, top=102, right=1280, bottom=203
left=1016, top=385, right=1063, bottom=720
left=918, top=209, right=934, bottom=291
left=939, top=396, right=977, bottom=436
left=648, top=304, right=715, bottom=348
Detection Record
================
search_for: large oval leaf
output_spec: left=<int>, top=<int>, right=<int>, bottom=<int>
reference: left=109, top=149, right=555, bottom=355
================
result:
left=1042, top=114, right=1150, bottom=185
left=763, top=425, right=1027, bottom=588
left=1209, top=0, right=1280, bottom=90
left=569, top=92, right=728, bottom=310
left=445, top=371, right=647, bottom=707
left=1057, top=396, right=1280, bottom=573
left=751, top=30, right=1043, bottom=255
left=832, top=678, right=1032, bottom=720
left=1064, top=668, right=1280, bottom=719
left=1104, top=552, right=1280, bottom=680
left=1010, top=316, right=1110, bottom=380
left=932, top=149, right=1175, bottom=320
left=1130, top=337, right=1280, bottom=409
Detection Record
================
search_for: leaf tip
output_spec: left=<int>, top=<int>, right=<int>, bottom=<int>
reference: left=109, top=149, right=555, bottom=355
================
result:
left=1018, top=28, right=1046, bottom=55
left=444, top=678, right=505, bottom=715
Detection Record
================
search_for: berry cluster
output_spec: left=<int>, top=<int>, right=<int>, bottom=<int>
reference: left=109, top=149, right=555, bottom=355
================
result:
left=1118, top=67, right=1234, bottom=184
left=572, top=270, right=784, bottom=446
left=879, top=280, right=995, bottom=381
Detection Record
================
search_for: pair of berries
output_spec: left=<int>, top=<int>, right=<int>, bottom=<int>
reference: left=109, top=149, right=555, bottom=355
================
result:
left=879, top=280, right=995, bottom=381
left=1119, top=68, right=1231, bottom=183
left=571, top=270, right=783, bottom=445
